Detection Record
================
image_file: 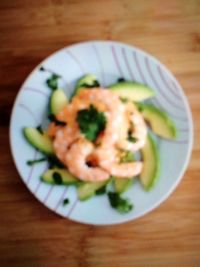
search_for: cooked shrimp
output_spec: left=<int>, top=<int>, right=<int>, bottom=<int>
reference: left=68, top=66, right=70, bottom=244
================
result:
left=53, top=89, right=144, bottom=179
left=55, top=89, right=124, bottom=149
left=47, top=122, right=61, bottom=138
left=95, top=147, right=143, bottom=178
left=65, top=138, right=110, bottom=182
left=56, top=88, right=123, bottom=146
left=56, top=104, right=74, bottom=123
left=53, top=103, right=83, bottom=162
left=53, top=124, right=81, bottom=163
left=71, top=88, right=124, bottom=147
left=117, top=102, right=147, bottom=152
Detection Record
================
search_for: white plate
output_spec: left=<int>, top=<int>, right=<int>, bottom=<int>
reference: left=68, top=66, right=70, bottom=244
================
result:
left=9, top=41, right=193, bottom=225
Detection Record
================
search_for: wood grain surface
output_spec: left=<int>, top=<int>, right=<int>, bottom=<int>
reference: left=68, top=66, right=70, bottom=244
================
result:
left=0, top=0, right=199, bottom=266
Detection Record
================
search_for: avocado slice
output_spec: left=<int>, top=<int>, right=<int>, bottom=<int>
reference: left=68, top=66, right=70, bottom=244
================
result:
left=23, top=127, right=54, bottom=155
left=140, top=133, right=160, bottom=191
left=114, top=178, right=133, bottom=194
left=77, top=180, right=109, bottom=201
left=137, top=103, right=177, bottom=139
left=41, top=168, right=79, bottom=185
left=50, top=89, right=68, bottom=115
left=108, top=81, right=155, bottom=101
left=72, top=74, right=100, bottom=97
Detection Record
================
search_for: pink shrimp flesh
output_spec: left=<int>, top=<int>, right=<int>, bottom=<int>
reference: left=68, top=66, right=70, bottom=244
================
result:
left=53, top=124, right=81, bottom=163
left=71, top=88, right=124, bottom=148
left=95, top=147, right=143, bottom=178
left=117, top=102, right=147, bottom=152
left=52, top=88, right=145, bottom=181
left=65, top=138, right=110, bottom=182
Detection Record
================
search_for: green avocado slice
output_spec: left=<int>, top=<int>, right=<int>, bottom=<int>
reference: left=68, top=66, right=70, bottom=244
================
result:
left=137, top=103, right=177, bottom=139
left=41, top=168, right=79, bottom=185
left=77, top=180, right=109, bottom=201
left=114, top=178, right=133, bottom=194
left=50, top=88, right=68, bottom=115
left=72, top=74, right=100, bottom=98
left=23, top=127, right=54, bottom=155
left=108, top=81, right=155, bottom=101
left=140, top=133, right=160, bottom=191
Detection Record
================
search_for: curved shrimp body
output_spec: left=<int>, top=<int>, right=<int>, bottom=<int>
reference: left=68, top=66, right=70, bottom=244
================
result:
left=56, top=105, right=76, bottom=125
left=117, top=102, right=147, bottom=152
left=47, top=122, right=60, bottom=138
left=53, top=88, right=123, bottom=166
left=65, top=138, right=110, bottom=182
left=104, top=161, right=142, bottom=177
left=53, top=124, right=81, bottom=163
left=53, top=103, right=82, bottom=162
left=95, top=147, right=143, bottom=178
left=72, top=88, right=124, bottom=147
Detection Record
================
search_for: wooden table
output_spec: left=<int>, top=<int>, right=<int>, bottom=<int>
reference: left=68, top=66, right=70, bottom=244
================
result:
left=0, top=0, right=199, bottom=266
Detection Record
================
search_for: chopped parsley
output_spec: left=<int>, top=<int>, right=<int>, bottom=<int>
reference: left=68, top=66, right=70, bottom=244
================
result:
left=108, top=192, right=133, bottom=213
left=95, top=185, right=107, bottom=195
left=47, top=155, right=65, bottom=169
left=117, top=77, right=125, bottom=82
left=48, top=114, right=66, bottom=126
left=128, top=135, right=138, bottom=143
left=120, top=97, right=128, bottom=103
left=63, top=198, right=70, bottom=206
left=77, top=105, right=107, bottom=141
left=135, top=103, right=144, bottom=112
left=36, top=125, right=43, bottom=134
left=39, top=66, right=45, bottom=71
left=27, top=157, right=46, bottom=166
left=127, top=130, right=138, bottom=143
left=81, top=80, right=100, bottom=88
left=120, top=151, right=134, bottom=163
left=52, top=172, right=63, bottom=184
left=46, top=74, right=60, bottom=90
left=27, top=154, right=64, bottom=168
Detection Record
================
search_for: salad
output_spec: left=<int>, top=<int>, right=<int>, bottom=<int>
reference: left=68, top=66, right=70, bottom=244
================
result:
left=23, top=71, right=177, bottom=214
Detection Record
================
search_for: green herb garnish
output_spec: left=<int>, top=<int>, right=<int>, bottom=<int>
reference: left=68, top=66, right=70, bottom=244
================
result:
left=96, top=185, right=107, bottom=195
left=128, top=136, right=137, bottom=143
left=27, top=158, right=46, bottom=166
left=63, top=198, right=70, bottom=206
left=135, top=103, right=144, bottom=112
left=81, top=80, right=100, bottom=88
left=120, top=97, right=128, bottom=103
left=48, top=114, right=66, bottom=126
left=47, top=156, right=65, bottom=169
left=118, top=78, right=125, bottom=82
left=36, top=125, right=43, bottom=134
left=39, top=66, right=45, bottom=71
left=77, top=105, right=107, bottom=141
left=108, top=192, right=133, bottom=213
left=128, top=130, right=137, bottom=143
left=120, top=151, right=134, bottom=163
left=52, top=172, right=63, bottom=184
left=46, top=74, right=60, bottom=90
